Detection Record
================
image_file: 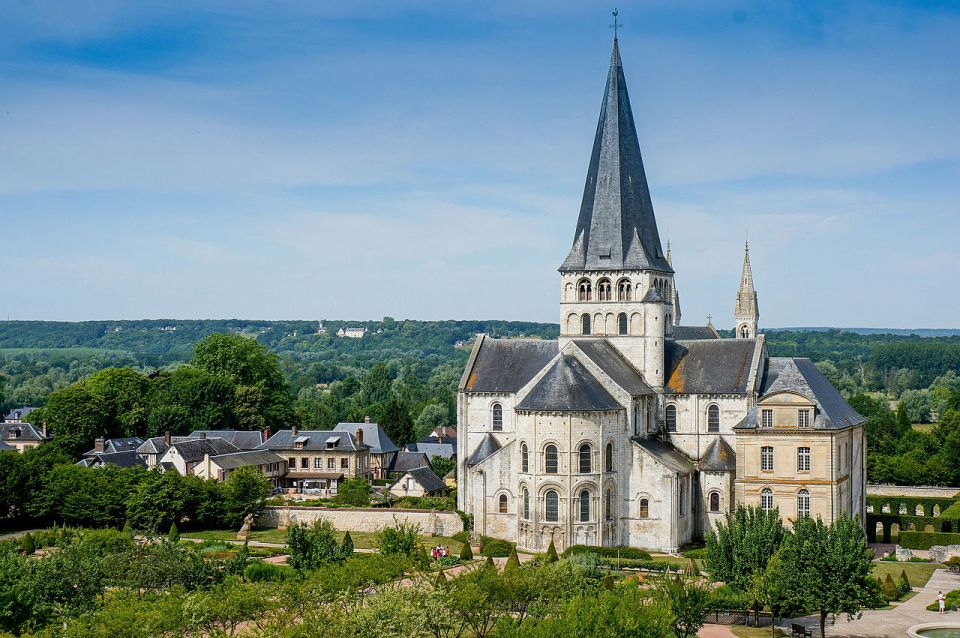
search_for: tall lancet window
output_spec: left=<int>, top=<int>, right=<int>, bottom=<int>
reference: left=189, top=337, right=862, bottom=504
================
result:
left=581, top=314, right=591, bottom=335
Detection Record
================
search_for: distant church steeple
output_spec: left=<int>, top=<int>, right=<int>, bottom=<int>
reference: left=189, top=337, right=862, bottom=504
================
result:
left=559, top=37, right=671, bottom=274
left=666, top=241, right=681, bottom=326
left=734, top=241, right=759, bottom=339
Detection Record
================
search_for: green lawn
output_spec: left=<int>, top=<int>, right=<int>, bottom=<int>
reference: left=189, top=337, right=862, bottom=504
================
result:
left=182, top=528, right=464, bottom=553
left=871, top=561, right=941, bottom=587
left=730, top=626, right=785, bottom=638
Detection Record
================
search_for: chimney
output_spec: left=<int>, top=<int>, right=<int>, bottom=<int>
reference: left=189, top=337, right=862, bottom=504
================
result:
left=356, top=428, right=363, bottom=446
left=200, top=432, right=206, bottom=440
left=292, top=424, right=298, bottom=437
left=41, top=423, right=47, bottom=438
left=165, top=430, right=172, bottom=446
left=437, top=435, right=443, bottom=444
left=364, top=415, right=371, bottom=423
left=94, top=437, right=105, bottom=453
left=263, top=426, right=271, bottom=441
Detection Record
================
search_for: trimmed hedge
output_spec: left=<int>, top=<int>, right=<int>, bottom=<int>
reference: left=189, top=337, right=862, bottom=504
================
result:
left=479, top=537, right=515, bottom=557
left=602, top=557, right=676, bottom=572
left=562, top=545, right=652, bottom=561
left=899, top=530, right=960, bottom=550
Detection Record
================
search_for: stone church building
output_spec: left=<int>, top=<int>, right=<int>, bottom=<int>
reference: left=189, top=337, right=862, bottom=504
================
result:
left=456, top=38, right=867, bottom=553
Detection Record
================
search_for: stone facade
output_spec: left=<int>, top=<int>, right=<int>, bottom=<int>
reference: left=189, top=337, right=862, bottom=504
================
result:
left=258, top=506, right=463, bottom=537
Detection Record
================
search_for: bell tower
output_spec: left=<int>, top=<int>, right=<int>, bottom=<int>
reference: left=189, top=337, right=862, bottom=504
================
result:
left=734, top=241, right=759, bottom=339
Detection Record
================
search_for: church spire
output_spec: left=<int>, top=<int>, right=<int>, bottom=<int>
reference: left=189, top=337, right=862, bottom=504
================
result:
left=559, top=37, right=671, bottom=274
left=734, top=241, right=759, bottom=339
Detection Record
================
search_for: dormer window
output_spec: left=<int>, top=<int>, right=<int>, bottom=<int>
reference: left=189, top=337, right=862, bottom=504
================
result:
left=8, top=428, right=21, bottom=439
left=761, top=409, right=773, bottom=428
left=798, top=409, right=810, bottom=428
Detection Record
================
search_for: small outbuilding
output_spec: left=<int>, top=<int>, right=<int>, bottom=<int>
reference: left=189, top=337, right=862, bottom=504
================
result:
left=389, top=466, right=446, bottom=498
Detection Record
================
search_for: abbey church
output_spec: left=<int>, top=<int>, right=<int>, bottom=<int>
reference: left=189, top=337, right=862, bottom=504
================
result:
left=456, top=38, right=867, bottom=553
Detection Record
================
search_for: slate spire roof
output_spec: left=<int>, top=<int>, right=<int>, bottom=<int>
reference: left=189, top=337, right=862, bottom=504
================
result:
left=735, top=241, right=759, bottom=317
left=560, top=38, right=671, bottom=274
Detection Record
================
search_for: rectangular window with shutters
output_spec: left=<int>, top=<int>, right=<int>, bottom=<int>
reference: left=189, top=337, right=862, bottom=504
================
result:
left=761, top=446, right=774, bottom=471
left=761, top=410, right=773, bottom=428
left=341, top=457, right=349, bottom=469
left=798, top=409, right=810, bottom=428
left=797, top=447, right=811, bottom=472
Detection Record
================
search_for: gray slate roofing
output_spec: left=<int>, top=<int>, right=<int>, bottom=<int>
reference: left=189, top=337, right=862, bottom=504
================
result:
left=389, top=451, right=431, bottom=474
left=516, top=355, right=622, bottom=412
left=257, top=429, right=367, bottom=452
left=0, top=441, right=15, bottom=452
left=138, top=435, right=192, bottom=456
left=209, top=449, right=285, bottom=470
left=190, top=430, right=263, bottom=451
left=333, top=422, right=399, bottom=454
left=572, top=339, right=653, bottom=396
left=665, top=339, right=759, bottom=394
left=0, top=422, right=46, bottom=442
left=167, top=437, right=240, bottom=463
left=671, top=325, right=719, bottom=340
left=3, top=407, right=37, bottom=422
left=461, top=337, right=558, bottom=393
left=734, top=357, right=865, bottom=430
left=699, top=438, right=736, bottom=472
left=401, top=466, right=446, bottom=494
left=560, top=39, right=671, bottom=274
left=78, top=451, right=146, bottom=469
left=632, top=437, right=694, bottom=474
left=466, top=433, right=502, bottom=467
left=641, top=287, right=664, bottom=303
left=405, top=440, right=456, bottom=460
left=84, top=437, right=144, bottom=457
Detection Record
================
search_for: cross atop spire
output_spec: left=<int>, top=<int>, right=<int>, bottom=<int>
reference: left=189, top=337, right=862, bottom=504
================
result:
left=610, top=9, right=622, bottom=41
left=734, top=241, right=759, bottom=338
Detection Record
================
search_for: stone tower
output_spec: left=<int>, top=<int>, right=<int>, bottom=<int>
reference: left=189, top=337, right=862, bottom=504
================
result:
left=557, top=38, right=673, bottom=387
left=734, top=241, right=759, bottom=339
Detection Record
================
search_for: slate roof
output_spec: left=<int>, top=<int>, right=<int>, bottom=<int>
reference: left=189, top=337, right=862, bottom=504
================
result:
left=572, top=339, right=653, bottom=395
left=734, top=357, right=866, bottom=431
left=632, top=437, right=695, bottom=474
left=256, top=429, right=367, bottom=452
left=461, top=336, right=559, bottom=393
left=671, top=325, right=719, bottom=340
left=209, top=449, right=285, bottom=470
left=333, top=421, right=399, bottom=454
left=400, top=466, right=447, bottom=494
left=138, top=435, right=192, bottom=456
left=388, top=451, right=431, bottom=474
left=77, top=451, right=146, bottom=469
left=665, top=339, right=759, bottom=394
left=4, top=407, right=38, bottom=422
left=560, top=39, right=671, bottom=274
left=0, top=441, right=15, bottom=452
left=83, top=437, right=144, bottom=457
left=190, top=430, right=263, bottom=450
left=641, top=287, right=664, bottom=303
left=166, top=437, right=240, bottom=463
left=0, top=422, right=46, bottom=442
left=466, top=433, right=502, bottom=467
left=699, top=438, right=736, bottom=472
left=516, top=355, right=622, bottom=412
left=405, top=440, right=456, bottom=460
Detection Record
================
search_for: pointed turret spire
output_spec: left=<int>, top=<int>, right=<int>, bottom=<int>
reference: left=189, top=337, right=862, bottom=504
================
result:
left=734, top=241, right=759, bottom=339
left=559, top=37, right=671, bottom=273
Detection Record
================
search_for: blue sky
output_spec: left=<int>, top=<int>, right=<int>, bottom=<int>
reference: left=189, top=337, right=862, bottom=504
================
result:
left=1, top=1, right=958, bottom=328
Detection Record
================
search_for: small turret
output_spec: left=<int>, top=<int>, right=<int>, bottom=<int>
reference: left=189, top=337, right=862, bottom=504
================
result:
left=666, top=241, right=681, bottom=327
left=734, top=241, right=759, bottom=339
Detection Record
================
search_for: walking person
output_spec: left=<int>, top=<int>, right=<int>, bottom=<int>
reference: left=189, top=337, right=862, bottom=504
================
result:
left=939, top=591, right=946, bottom=615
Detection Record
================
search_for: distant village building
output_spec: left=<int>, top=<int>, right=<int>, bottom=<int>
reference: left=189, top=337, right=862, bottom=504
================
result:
left=158, top=435, right=240, bottom=476
left=194, top=450, right=287, bottom=485
left=78, top=437, right=146, bottom=468
left=317, top=321, right=328, bottom=334
left=0, top=422, right=47, bottom=453
left=333, top=417, right=399, bottom=480
left=337, top=326, right=367, bottom=339
left=389, top=466, right=447, bottom=498
left=457, top=38, right=866, bottom=554
left=3, top=407, right=38, bottom=423
left=256, top=426, right=370, bottom=494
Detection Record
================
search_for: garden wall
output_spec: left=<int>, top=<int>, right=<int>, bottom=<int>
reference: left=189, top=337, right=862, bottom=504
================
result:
left=258, top=506, right=463, bottom=537
left=867, top=485, right=960, bottom=498
left=899, top=531, right=960, bottom=550
left=928, top=544, right=960, bottom=563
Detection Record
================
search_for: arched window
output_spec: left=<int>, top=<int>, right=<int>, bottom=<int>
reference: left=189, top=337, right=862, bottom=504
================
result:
left=577, top=279, right=592, bottom=302
left=617, top=279, right=632, bottom=301
left=578, top=444, right=591, bottom=473
left=597, top=278, right=612, bottom=302
left=761, top=488, right=773, bottom=512
left=797, top=490, right=810, bottom=518
left=520, top=443, right=529, bottom=473
left=707, top=405, right=720, bottom=433
left=545, top=490, right=559, bottom=522
left=579, top=490, right=590, bottom=522
left=605, top=489, right=613, bottom=520
left=709, top=492, right=721, bottom=513
left=665, top=405, right=677, bottom=432
left=544, top=444, right=558, bottom=474
left=498, top=494, right=508, bottom=514
left=639, top=498, right=649, bottom=518
left=522, top=488, right=530, bottom=519
left=740, top=325, right=749, bottom=339
left=617, top=313, right=628, bottom=335
left=581, top=314, right=591, bottom=335
left=605, top=442, right=613, bottom=472
left=492, top=403, right=503, bottom=431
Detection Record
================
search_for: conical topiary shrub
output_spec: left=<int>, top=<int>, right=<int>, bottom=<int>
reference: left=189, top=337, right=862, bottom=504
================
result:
left=882, top=573, right=899, bottom=601
left=122, top=519, right=132, bottom=536
left=460, top=541, right=473, bottom=561
left=435, top=569, right=448, bottom=588
left=898, top=569, right=911, bottom=596
left=485, top=555, right=495, bottom=569
left=504, top=547, right=520, bottom=572
left=20, top=532, right=36, bottom=555
left=168, top=521, right=180, bottom=543
left=546, top=539, right=559, bottom=563
left=342, top=531, right=354, bottom=556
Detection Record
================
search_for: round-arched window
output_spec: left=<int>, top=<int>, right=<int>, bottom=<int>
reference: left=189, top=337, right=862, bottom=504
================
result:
left=605, top=442, right=613, bottom=472
left=581, top=314, right=591, bottom=335
left=617, top=313, right=628, bottom=335
left=520, top=443, right=529, bottom=473
left=707, top=404, right=720, bottom=433
left=605, top=489, right=613, bottom=520
left=761, top=488, right=773, bottom=512
left=797, top=489, right=810, bottom=518
left=522, top=488, right=530, bottom=519
left=639, top=497, right=649, bottom=518
left=498, top=493, right=508, bottom=514
left=617, top=279, right=632, bottom=301
left=578, top=279, right=592, bottom=302
left=709, top=492, right=720, bottom=513
left=492, top=403, right=503, bottom=431
left=665, top=405, right=678, bottom=432
left=544, top=444, right=558, bottom=474
left=579, top=490, right=590, bottom=522
left=578, top=444, right=591, bottom=473
left=545, top=490, right=559, bottom=522
left=597, top=278, right=612, bottom=301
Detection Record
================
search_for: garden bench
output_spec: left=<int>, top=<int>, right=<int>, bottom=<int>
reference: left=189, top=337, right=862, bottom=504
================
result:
left=791, top=623, right=812, bottom=638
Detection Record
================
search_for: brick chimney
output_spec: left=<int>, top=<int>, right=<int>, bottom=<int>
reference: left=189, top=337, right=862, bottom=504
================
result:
left=164, top=430, right=172, bottom=446
left=94, top=437, right=106, bottom=453
left=437, top=435, right=443, bottom=444
left=356, top=428, right=363, bottom=446
left=292, top=424, right=298, bottom=437
left=364, top=415, right=371, bottom=423
left=263, top=426, right=271, bottom=441
left=199, top=432, right=206, bottom=440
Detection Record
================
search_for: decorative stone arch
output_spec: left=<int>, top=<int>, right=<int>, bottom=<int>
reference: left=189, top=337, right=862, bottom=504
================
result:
left=616, top=278, right=632, bottom=301
left=605, top=313, right=615, bottom=335
left=630, top=312, right=642, bottom=334
left=593, top=313, right=603, bottom=334
left=577, top=278, right=592, bottom=302
left=566, top=313, right=579, bottom=334
left=597, top=278, right=612, bottom=302
left=634, top=490, right=652, bottom=518
left=915, top=504, right=925, bottom=517
left=494, top=489, right=513, bottom=514
left=564, top=282, right=575, bottom=302
left=707, top=489, right=722, bottom=513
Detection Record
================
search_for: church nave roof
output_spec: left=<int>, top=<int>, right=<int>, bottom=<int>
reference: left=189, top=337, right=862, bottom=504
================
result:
left=516, top=354, right=622, bottom=413
left=665, top=338, right=761, bottom=395
left=460, top=336, right=558, bottom=394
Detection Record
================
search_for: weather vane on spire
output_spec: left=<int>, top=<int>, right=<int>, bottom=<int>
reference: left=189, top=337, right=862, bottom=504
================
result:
left=610, top=8, right=622, bottom=40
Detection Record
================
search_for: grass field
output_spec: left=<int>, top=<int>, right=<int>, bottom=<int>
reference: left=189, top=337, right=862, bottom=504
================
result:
left=730, top=626, right=785, bottom=638
left=182, top=528, right=465, bottom=553
left=871, top=560, right=941, bottom=587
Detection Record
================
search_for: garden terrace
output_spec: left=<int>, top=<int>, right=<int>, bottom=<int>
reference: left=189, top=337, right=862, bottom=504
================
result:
left=866, top=494, right=960, bottom=543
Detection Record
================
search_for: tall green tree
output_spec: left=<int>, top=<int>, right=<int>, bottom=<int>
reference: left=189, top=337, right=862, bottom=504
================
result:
left=85, top=367, right=150, bottom=437
left=381, top=394, right=415, bottom=446
left=35, top=383, right=107, bottom=457
left=223, top=465, right=272, bottom=529
left=704, top=505, right=785, bottom=591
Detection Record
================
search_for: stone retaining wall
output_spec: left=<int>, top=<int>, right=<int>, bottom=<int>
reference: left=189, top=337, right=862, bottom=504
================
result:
left=867, top=484, right=960, bottom=498
left=929, top=544, right=960, bottom=564
left=258, top=506, right=463, bottom=537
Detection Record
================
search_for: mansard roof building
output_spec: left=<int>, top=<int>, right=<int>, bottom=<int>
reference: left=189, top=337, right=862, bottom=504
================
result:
left=456, top=38, right=866, bottom=553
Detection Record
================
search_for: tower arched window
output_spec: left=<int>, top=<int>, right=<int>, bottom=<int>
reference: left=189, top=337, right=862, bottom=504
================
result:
left=761, top=488, right=773, bottom=512
left=707, top=404, right=720, bottom=433
left=617, top=313, right=628, bottom=335
left=597, top=278, right=612, bottom=301
left=740, top=325, right=750, bottom=339
left=498, top=494, right=508, bottom=514
left=665, top=405, right=677, bottom=432
left=639, top=498, right=649, bottom=518
left=617, top=279, right=632, bottom=301
left=544, top=444, right=558, bottom=474
left=577, top=279, right=592, bottom=302
left=492, top=403, right=503, bottom=431
left=520, top=443, right=529, bottom=473
left=545, top=490, right=559, bottom=522
left=709, top=491, right=721, bottom=513
left=578, top=444, right=591, bottom=473
left=605, top=442, right=613, bottom=472
left=579, top=489, right=591, bottom=522
left=522, top=488, right=530, bottom=519
left=581, top=314, right=591, bottom=335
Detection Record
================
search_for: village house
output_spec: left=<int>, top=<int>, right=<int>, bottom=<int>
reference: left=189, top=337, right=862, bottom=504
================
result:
left=389, top=465, right=447, bottom=498
left=333, top=417, right=398, bottom=479
left=256, top=426, right=370, bottom=494
left=0, top=421, right=47, bottom=453
left=78, top=437, right=146, bottom=468
left=158, top=434, right=241, bottom=476
left=193, top=449, right=287, bottom=485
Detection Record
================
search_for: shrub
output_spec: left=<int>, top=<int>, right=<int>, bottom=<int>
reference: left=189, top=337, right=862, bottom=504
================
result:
left=19, top=533, right=35, bottom=555
left=244, top=561, right=295, bottom=582
left=79, top=528, right=134, bottom=554
left=451, top=531, right=470, bottom=544
left=288, top=519, right=346, bottom=569
left=485, top=555, right=495, bottom=568
left=434, top=569, right=448, bottom=588
left=377, top=518, right=421, bottom=557
left=438, top=554, right=459, bottom=568
left=898, top=569, right=912, bottom=596
left=168, top=522, right=180, bottom=543
left=342, top=531, right=354, bottom=555
left=546, top=539, right=558, bottom=563
left=562, top=545, right=652, bottom=561
left=460, top=541, right=473, bottom=561
left=926, top=589, right=960, bottom=611
left=898, top=530, right=960, bottom=550
left=709, top=584, right=751, bottom=610
left=882, top=574, right=899, bottom=601
left=504, top=547, right=521, bottom=572
left=334, top=477, right=371, bottom=507
left=480, top=537, right=515, bottom=557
